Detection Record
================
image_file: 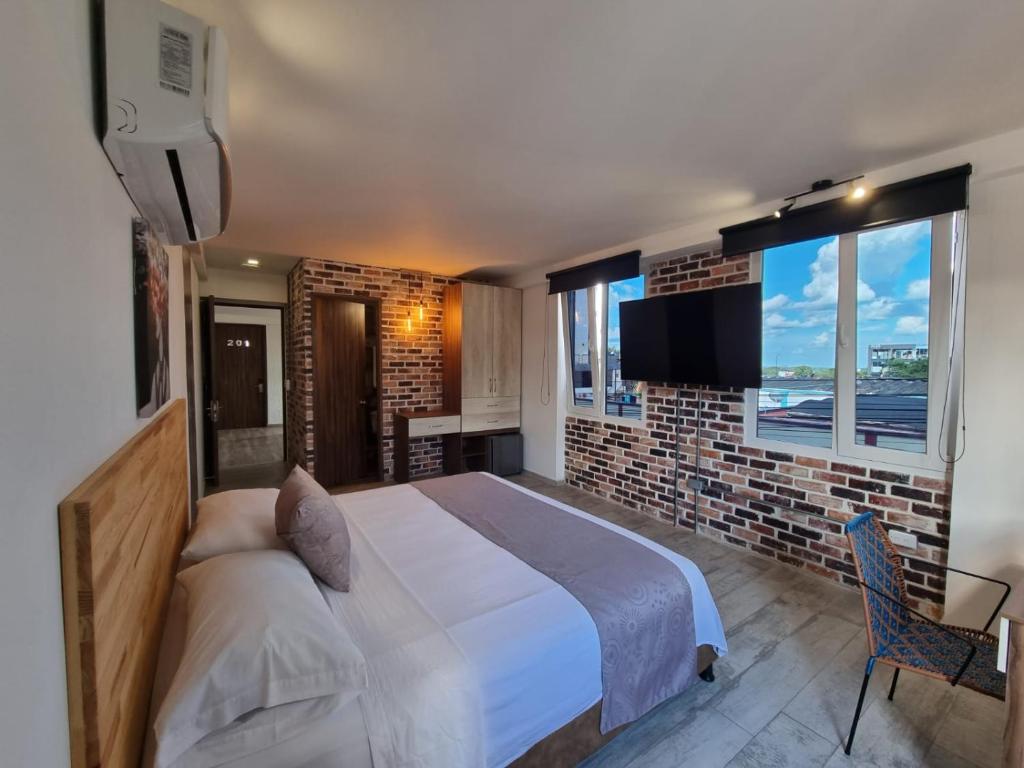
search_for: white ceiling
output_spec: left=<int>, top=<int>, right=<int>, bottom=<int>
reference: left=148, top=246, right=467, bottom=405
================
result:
left=173, top=0, right=1024, bottom=277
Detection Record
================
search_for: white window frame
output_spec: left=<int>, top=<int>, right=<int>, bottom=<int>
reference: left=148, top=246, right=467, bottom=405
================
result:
left=744, top=213, right=956, bottom=475
left=561, top=278, right=648, bottom=427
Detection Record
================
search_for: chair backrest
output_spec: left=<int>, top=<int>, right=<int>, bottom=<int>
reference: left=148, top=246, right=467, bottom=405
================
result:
left=845, top=511, right=910, bottom=656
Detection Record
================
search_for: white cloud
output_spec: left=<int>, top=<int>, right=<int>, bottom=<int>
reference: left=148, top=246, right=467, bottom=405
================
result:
left=811, top=331, right=831, bottom=347
left=763, top=293, right=789, bottom=311
left=763, top=311, right=832, bottom=330
left=906, top=278, right=930, bottom=299
left=859, top=297, right=897, bottom=320
left=895, top=315, right=928, bottom=335
left=797, top=236, right=875, bottom=308
left=858, top=221, right=930, bottom=285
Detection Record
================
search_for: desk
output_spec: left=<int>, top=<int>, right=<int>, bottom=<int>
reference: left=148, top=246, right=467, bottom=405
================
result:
left=393, top=409, right=461, bottom=483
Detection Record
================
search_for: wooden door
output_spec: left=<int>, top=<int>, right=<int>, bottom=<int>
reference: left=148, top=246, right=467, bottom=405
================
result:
left=215, top=323, right=268, bottom=429
left=492, top=286, right=522, bottom=397
left=313, top=296, right=371, bottom=487
left=199, top=297, right=219, bottom=485
left=461, top=283, right=493, bottom=397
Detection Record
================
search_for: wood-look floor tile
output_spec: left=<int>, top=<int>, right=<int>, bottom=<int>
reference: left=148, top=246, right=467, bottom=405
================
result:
left=713, top=614, right=860, bottom=734
left=931, top=686, right=1005, bottom=768
left=821, top=670, right=957, bottom=767
left=726, top=713, right=835, bottom=768
left=622, top=707, right=751, bottom=768
left=783, top=634, right=889, bottom=746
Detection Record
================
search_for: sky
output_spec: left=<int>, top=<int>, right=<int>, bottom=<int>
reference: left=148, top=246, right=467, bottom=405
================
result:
left=761, top=220, right=932, bottom=371
left=605, top=275, right=644, bottom=354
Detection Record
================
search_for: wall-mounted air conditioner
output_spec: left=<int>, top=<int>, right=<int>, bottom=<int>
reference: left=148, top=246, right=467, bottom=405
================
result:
left=103, top=0, right=231, bottom=245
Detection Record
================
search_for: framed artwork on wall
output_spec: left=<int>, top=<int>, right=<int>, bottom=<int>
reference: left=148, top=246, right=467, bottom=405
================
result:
left=133, top=217, right=170, bottom=417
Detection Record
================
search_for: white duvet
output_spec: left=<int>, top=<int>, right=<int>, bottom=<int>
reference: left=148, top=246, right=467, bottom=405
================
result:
left=323, top=476, right=727, bottom=768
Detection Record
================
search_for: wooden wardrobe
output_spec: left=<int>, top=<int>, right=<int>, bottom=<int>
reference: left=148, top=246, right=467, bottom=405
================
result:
left=443, top=282, right=522, bottom=470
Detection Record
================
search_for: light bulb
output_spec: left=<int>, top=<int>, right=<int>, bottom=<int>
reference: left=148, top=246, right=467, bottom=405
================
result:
left=406, top=312, right=412, bottom=332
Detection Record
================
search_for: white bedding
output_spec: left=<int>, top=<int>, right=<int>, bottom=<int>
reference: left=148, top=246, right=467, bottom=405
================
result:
left=326, top=476, right=727, bottom=768
left=151, top=475, right=727, bottom=768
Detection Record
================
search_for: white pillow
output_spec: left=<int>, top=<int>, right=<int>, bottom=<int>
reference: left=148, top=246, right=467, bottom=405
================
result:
left=181, top=489, right=286, bottom=561
left=153, top=550, right=367, bottom=768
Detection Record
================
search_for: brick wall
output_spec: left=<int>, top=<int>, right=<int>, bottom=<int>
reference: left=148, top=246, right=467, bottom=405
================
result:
left=564, top=249, right=954, bottom=616
left=286, top=259, right=454, bottom=481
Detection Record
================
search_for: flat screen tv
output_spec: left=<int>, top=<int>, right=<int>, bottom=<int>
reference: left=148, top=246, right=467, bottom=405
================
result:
left=619, top=282, right=762, bottom=387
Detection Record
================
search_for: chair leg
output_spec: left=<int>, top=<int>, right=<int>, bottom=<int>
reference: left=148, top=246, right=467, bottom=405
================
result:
left=887, top=668, right=900, bottom=701
left=845, top=657, right=875, bottom=756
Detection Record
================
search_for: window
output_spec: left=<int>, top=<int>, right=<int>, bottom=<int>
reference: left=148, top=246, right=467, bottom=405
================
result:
left=756, top=235, right=839, bottom=449
left=567, top=288, right=593, bottom=408
left=746, top=215, right=955, bottom=470
left=563, top=275, right=645, bottom=421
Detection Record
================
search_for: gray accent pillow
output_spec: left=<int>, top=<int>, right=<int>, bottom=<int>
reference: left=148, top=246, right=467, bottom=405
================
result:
left=276, top=466, right=352, bottom=592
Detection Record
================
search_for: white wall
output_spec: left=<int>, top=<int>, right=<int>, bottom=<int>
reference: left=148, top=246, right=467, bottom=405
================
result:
left=945, top=145, right=1024, bottom=625
left=214, top=305, right=285, bottom=425
left=0, top=2, right=187, bottom=765
left=519, top=286, right=566, bottom=479
left=201, top=266, right=288, bottom=303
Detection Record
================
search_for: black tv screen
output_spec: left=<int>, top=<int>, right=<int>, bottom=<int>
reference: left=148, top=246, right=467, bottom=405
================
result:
left=619, top=282, right=762, bottom=387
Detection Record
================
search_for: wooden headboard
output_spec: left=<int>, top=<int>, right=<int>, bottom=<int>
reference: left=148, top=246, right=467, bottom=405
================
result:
left=59, top=399, right=189, bottom=768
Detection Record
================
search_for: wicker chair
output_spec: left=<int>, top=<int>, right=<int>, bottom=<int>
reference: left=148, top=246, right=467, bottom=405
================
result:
left=843, top=511, right=1010, bottom=755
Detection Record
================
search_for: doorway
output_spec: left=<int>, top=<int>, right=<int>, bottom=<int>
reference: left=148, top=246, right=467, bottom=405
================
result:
left=313, top=294, right=382, bottom=488
left=201, top=298, right=288, bottom=490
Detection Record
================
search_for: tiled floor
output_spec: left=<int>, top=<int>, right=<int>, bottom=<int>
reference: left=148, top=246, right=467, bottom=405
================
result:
left=505, top=472, right=1006, bottom=768
left=212, top=460, right=292, bottom=492
left=218, top=425, right=285, bottom=468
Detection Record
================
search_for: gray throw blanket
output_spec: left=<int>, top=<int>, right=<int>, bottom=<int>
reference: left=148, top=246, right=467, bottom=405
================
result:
left=412, top=473, right=699, bottom=732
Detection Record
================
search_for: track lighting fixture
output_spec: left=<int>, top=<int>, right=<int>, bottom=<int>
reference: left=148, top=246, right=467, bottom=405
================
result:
left=773, top=174, right=867, bottom=219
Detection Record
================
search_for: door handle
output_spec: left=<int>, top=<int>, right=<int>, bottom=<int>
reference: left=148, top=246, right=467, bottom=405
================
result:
left=257, top=382, right=265, bottom=394
left=207, top=400, right=220, bottom=424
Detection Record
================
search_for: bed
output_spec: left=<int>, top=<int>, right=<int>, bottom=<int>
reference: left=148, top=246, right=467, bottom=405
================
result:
left=59, top=401, right=727, bottom=768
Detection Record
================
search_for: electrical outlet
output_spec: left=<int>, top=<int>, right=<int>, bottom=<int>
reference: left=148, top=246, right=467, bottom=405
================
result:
left=889, top=530, right=918, bottom=550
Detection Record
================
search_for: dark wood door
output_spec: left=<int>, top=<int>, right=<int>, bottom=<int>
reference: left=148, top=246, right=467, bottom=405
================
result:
left=199, top=296, right=219, bottom=485
left=215, top=323, right=268, bottom=429
left=313, top=296, right=377, bottom=487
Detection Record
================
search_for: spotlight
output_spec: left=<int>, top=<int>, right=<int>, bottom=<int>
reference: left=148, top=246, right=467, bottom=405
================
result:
left=849, top=182, right=868, bottom=200
left=242, top=257, right=261, bottom=268
left=773, top=202, right=795, bottom=218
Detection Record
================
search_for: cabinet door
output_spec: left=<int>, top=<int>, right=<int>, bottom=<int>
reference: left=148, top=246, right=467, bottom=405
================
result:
left=460, top=283, right=493, bottom=397
left=492, top=286, right=522, bottom=397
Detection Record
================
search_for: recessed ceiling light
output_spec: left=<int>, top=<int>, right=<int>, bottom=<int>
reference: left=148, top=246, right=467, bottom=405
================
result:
left=242, top=257, right=261, bottom=268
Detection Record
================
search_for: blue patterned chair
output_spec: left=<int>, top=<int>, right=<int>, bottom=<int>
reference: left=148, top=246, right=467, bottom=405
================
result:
left=843, top=511, right=1010, bottom=755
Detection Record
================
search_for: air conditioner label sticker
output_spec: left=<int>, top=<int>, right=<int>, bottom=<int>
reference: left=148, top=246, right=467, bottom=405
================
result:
left=159, top=24, right=192, bottom=96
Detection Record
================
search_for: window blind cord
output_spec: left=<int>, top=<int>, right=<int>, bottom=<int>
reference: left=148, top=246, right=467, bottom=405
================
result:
left=539, top=291, right=552, bottom=406
left=938, top=206, right=969, bottom=464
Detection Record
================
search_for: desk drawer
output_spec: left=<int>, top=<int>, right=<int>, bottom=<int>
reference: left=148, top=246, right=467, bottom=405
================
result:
left=462, top=410, right=520, bottom=434
left=407, top=414, right=461, bottom=437
left=461, top=397, right=520, bottom=416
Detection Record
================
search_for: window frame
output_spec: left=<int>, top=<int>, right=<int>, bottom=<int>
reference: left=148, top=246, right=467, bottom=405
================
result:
left=561, top=277, right=648, bottom=426
left=743, top=213, right=956, bottom=475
